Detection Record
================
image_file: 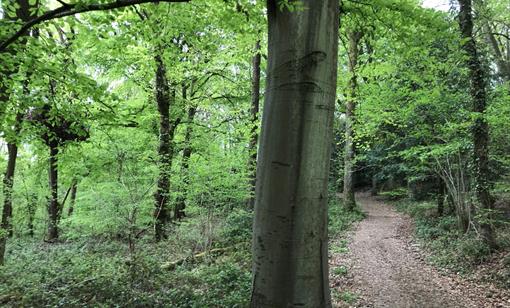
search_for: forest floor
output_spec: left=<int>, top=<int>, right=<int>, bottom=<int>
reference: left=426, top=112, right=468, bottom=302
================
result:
left=329, top=192, right=510, bottom=308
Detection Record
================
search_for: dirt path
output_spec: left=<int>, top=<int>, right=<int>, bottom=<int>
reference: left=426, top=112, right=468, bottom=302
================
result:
left=330, top=193, right=509, bottom=308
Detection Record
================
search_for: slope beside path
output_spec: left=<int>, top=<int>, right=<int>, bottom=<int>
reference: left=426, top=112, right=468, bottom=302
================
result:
left=330, top=192, right=510, bottom=308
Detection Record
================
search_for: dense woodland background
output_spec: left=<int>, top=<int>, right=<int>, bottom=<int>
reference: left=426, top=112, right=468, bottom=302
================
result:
left=0, top=0, right=509, bottom=306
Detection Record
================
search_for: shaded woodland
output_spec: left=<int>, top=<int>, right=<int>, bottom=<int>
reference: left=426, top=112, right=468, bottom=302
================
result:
left=0, top=0, right=509, bottom=306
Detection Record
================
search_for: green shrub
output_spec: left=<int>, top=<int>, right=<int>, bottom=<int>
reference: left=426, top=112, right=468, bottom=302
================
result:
left=394, top=198, right=501, bottom=275
left=220, top=208, right=253, bottom=245
left=328, top=197, right=365, bottom=237
left=0, top=224, right=252, bottom=307
left=379, top=187, right=409, bottom=200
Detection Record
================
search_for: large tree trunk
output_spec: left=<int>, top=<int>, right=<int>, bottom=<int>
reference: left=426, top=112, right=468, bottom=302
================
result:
left=343, top=30, right=363, bottom=210
left=47, top=142, right=59, bottom=241
left=0, top=143, right=19, bottom=265
left=174, top=105, right=195, bottom=220
left=250, top=1, right=339, bottom=306
left=247, top=40, right=261, bottom=210
left=153, top=55, right=181, bottom=240
left=458, top=0, right=497, bottom=249
left=154, top=54, right=172, bottom=241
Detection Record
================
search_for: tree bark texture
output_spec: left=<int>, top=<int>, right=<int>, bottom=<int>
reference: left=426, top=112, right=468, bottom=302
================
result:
left=174, top=105, right=195, bottom=220
left=343, top=30, right=362, bottom=210
left=67, top=179, right=78, bottom=217
left=153, top=55, right=181, bottom=240
left=0, top=143, right=19, bottom=265
left=458, top=0, right=497, bottom=249
left=247, top=40, right=261, bottom=210
left=250, top=1, right=339, bottom=306
left=154, top=54, right=172, bottom=241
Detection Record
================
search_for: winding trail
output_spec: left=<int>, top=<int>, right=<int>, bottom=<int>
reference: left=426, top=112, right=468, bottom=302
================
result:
left=330, top=193, right=509, bottom=308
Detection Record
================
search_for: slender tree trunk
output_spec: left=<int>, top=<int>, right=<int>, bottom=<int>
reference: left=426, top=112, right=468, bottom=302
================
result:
left=67, top=179, right=77, bottom=217
left=251, top=1, right=339, bottom=306
left=174, top=106, right=195, bottom=220
left=2, top=143, right=18, bottom=238
left=247, top=40, right=261, bottom=210
left=154, top=54, right=172, bottom=241
left=458, top=0, right=497, bottom=249
left=484, top=23, right=510, bottom=82
left=343, top=30, right=363, bottom=210
left=0, top=143, right=19, bottom=265
left=371, top=174, right=378, bottom=196
left=47, top=142, right=59, bottom=241
left=437, top=178, right=445, bottom=216
left=27, top=193, right=36, bottom=237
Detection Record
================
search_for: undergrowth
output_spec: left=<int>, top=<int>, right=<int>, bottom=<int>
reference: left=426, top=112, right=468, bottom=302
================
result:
left=0, top=195, right=363, bottom=307
left=395, top=198, right=510, bottom=288
left=328, top=195, right=365, bottom=238
left=0, top=209, right=253, bottom=307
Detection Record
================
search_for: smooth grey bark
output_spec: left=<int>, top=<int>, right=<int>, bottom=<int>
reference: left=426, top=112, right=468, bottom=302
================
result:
left=247, top=40, right=261, bottom=210
left=251, top=0, right=339, bottom=306
left=458, top=0, right=497, bottom=249
left=343, top=30, right=363, bottom=210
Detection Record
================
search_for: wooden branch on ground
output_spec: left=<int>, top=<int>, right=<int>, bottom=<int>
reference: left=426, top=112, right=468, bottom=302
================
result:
left=161, top=247, right=232, bottom=270
left=0, top=0, right=189, bottom=52
left=161, top=241, right=250, bottom=270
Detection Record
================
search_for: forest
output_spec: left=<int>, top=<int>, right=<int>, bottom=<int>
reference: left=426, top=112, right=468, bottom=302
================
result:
left=0, top=0, right=509, bottom=306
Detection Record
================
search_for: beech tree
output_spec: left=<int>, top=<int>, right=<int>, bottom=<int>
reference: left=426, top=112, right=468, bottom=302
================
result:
left=251, top=0, right=339, bottom=306
left=0, top=0, right=509, bottom=306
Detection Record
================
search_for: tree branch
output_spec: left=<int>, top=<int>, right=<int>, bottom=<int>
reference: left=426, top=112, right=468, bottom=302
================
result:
left=0, top=0, right=189, bottom=52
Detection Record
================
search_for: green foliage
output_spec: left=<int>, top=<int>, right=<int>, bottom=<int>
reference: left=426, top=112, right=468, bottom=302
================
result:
left=333, top=265, right=348, bottom=276
left=328, top=196, right=365, bottom=238
left=220, top=208, right=253, bottom=246
left=0, top=0, right=509, bottom=304
left=379, top=188, right=409, bottom=200
left=0, top=214, right=252, bottom=307
left=395, top=199, right=508, bottom=279
left=332, top=289, right=358, bottom=304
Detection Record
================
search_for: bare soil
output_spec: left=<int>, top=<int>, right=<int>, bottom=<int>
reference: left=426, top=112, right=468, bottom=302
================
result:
left=330, top=192, right=510, bottom=308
